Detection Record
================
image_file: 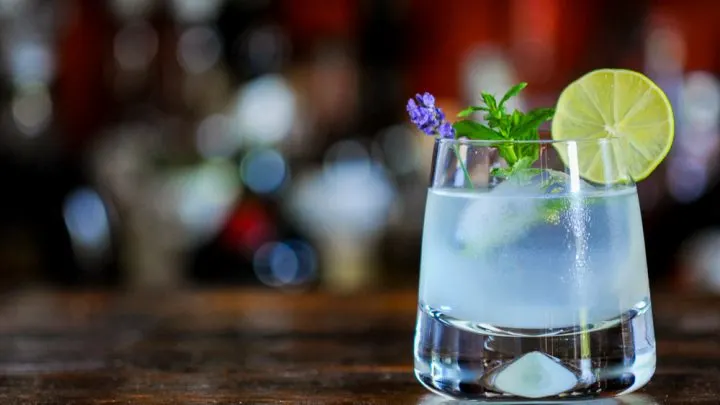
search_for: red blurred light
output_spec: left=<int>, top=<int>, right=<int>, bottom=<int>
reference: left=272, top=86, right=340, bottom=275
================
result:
left=221, top=200, right=276, bottom=254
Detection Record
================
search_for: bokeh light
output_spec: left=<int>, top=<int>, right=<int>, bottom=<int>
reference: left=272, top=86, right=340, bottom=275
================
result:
left=6, top=38, right=53, bottom=86
left=290, top=140, right=395, bottom=240
left=240, top=149, right=287, bottom=194
left=12, top=85, right=52, bottom=137
left=667, top=158, right=708, bottom=203
left=234, top=74, right=296, bottom=145
left=680, top=71, right=720, bottom=135
left=114, top=20, right=158, bottom=71
left=109, top=0, right=155, bottom=20
left=253, top=240, right=316, bottom=288
left=241, top=24, right=290, bottom=74
left=680, top=229, right=720, bottom=293
left=177, top=26, right=222, bottom=74
left=462, top=47, right=520, bottom=110
left=378, top=125, right=421, bottom=176
left=63, top=188, right=111, bottom=254
left=324, top=139, right=370, bottom=171
left=195, top=114, right=237, bottom=159
left=174, top=161, right=241, bottom=243
left=0, top=0, right=22, bottom=17
left=645, top=24, right=686, bottom=76
left=666, top=70, right=720, bottom=204
left=221, top=200, right=275, bottom=254
left=170, top=0, right=222, bottom=23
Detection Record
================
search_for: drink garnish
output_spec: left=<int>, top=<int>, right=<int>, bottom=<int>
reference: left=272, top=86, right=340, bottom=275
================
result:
left=407, top=69, right=673, bottom=185
left=406, top=84, right=554, bottom=181
left=551, top=69, right=674, bottom=183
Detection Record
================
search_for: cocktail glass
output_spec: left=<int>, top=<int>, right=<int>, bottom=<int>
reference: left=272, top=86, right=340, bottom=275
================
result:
left=414, top=137, right=655, bottom=400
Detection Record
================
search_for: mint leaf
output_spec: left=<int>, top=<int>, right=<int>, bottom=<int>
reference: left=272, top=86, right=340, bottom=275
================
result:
left=511, top=107, right=554, bottom=162
left=511, top=109, right=521, bottom=127
left=453, top=120, right=517, bottom=166
left=481, top=92, right=497, bottom=111
left=491, top=167, right=513, bottom=178
left=485, top=114, right=502, bottom=130
left=499, top=82, right=527, bottom=108
left=453, top=120, right=503, bottom=140
left=513, top=156, right=535, bottom=172
left=518, top=141, right=540, bottom=164
left=511, top=107, right=555, bottom=140
left=452, top=83, right=554, bottom=183
left=457, top=106, right=488, bottom=118
left=498, top=145, right=518, bottom=166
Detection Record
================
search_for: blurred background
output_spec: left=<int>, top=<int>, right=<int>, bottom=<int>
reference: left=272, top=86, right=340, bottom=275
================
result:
left=0, top=0, right=718, bottom=293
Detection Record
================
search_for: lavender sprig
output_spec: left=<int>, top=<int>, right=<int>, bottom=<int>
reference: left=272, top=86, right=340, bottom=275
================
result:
left=406, top=92, right=472, bottom=186
left=406, top=92, right=455, bottom=139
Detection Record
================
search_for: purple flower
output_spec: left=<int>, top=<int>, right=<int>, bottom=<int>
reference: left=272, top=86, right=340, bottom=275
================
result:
left=438, top=122, right=455, bottom=139
left=406, top=91, right=454, bottom=139
left=417, top=92, right=435, bottom=107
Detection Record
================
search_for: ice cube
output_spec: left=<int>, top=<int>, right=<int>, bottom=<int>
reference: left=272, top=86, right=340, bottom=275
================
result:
left=493, top=351, right=578, bottom=398
left=455, top=170, right=595, bottom=253
left=454, top=177, right=540, bottom=253
left=529, top=169, right=595, bottom=194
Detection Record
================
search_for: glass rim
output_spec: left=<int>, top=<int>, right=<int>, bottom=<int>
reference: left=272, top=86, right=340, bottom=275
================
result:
left=437, top=136, right=621, bottom=146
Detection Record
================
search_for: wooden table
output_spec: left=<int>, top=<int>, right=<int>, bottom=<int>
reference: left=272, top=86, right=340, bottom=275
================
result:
left=0, top=289, right=718, bottom=404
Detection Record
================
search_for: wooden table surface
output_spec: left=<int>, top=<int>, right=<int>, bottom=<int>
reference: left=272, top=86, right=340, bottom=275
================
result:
left=0, top=288, right=718, bottom=404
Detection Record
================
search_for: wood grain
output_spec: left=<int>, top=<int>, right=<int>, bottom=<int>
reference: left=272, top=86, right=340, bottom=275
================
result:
left=0, top=289, right=717, bottom=404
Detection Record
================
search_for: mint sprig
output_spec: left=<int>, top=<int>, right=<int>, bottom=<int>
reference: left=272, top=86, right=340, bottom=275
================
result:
left=453, top=83, right=554, bottom=178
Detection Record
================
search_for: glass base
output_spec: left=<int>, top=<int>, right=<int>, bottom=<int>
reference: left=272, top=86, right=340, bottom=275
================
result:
left=413, top=304, right=656, bottom=401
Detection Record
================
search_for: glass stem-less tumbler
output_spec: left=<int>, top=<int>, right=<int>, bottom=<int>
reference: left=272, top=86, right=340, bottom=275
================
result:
left=414, top=138, right=656, bottom=400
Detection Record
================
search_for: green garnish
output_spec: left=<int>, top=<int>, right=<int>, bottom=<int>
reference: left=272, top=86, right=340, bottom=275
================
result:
left=453, top=83, right=555, bottom=179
